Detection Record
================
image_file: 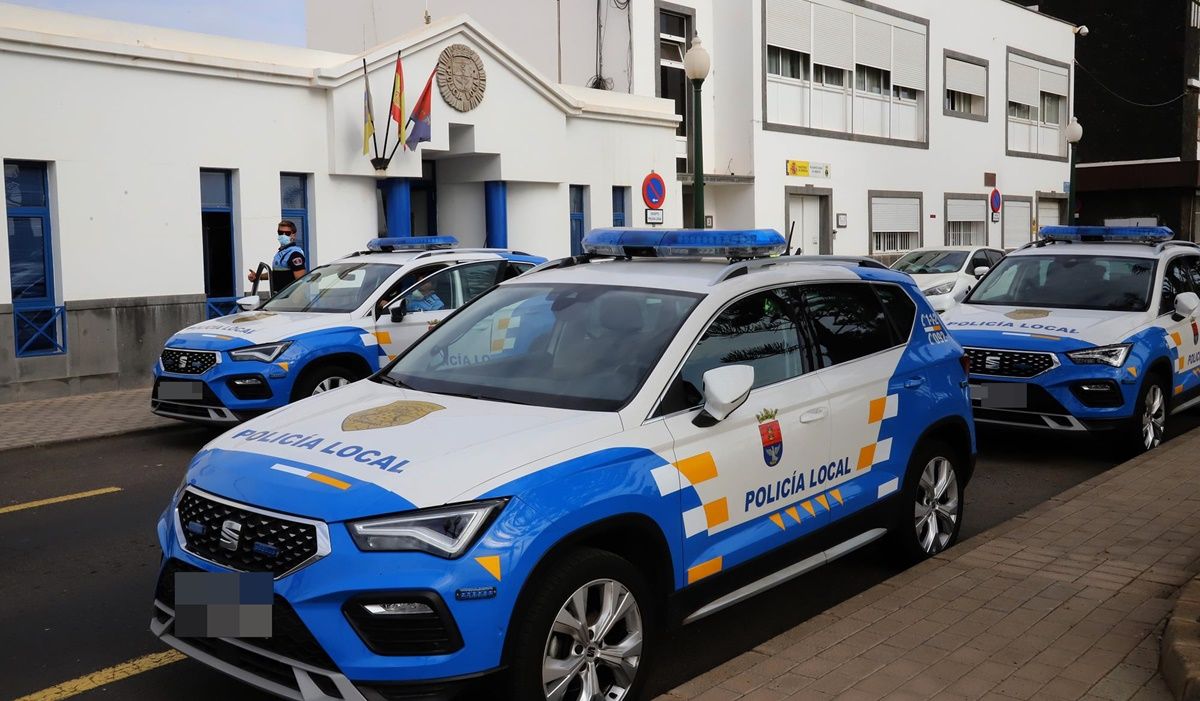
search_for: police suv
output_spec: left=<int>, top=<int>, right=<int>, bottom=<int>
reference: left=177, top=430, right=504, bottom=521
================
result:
left=151, top=229, right=975, bottom=701
left=151, top=237, right=545, bottom=425
left=942, top=226, right=1200, bottom=454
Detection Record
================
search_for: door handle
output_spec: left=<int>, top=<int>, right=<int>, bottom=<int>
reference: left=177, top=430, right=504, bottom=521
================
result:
left=799, top=407, right=828, bottom=423
left=904, top=377, right=925, bottom=389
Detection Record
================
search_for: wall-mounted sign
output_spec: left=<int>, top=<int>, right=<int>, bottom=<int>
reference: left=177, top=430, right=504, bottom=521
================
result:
left=642, top=172, right=666, bottom=209
left=437, top=44, right=487, bottom=112
left=836, top=213, right=848, bottom=228
left=990, top=188, right=1003, bottom=213
left=786, top=160, right=831, bottom=178
left=645, top=208, right=664, bottom=225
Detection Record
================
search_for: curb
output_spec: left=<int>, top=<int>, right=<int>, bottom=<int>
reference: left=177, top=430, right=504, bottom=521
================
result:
left=0, top=422, right=198, bottom=454
left=1163, top=575, right=1200, bottom=700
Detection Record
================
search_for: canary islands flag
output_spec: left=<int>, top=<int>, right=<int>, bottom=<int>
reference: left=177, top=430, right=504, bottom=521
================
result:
left=362, top=62, right=375, bottom=156
left=405, top=69, right=435, bottom=152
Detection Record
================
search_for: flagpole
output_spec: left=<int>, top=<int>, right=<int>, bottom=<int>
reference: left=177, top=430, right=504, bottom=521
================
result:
left=362, top=58, right=380, bottom=159
left=380, top=50, right=400, bottom=163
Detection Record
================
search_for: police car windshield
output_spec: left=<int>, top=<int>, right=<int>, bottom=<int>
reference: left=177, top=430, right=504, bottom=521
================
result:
left=385, top=283, right=703, bottom=411
left=966, top=255, right=1156, bottom=312
left=892, top=250, right=968, bottom=275
left=262, top=262, right=397, bottom=313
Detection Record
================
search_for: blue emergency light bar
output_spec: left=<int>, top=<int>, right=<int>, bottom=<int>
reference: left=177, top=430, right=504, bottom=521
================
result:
left=367, top=236, right=459, bottom=252
left=582, top=228, right=786, bottom=259
left=1038, top=226, right=1174, bottom=243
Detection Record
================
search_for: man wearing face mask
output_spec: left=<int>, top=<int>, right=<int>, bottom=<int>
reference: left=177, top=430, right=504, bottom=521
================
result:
left=248, top=220, right=307, bottom=295
left=406, top=279, right=445, bottom=312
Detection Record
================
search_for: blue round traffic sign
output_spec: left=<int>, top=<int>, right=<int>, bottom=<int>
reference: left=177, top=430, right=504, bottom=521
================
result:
left=990, top=188, right=1003, bottom=213
left=642, top=172, right=666, bottom=210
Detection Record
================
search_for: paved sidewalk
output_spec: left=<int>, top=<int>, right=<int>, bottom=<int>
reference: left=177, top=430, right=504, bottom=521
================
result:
left=657, top=433, right=1200, bottom=701
left=0, top=388, right=176, bottom=452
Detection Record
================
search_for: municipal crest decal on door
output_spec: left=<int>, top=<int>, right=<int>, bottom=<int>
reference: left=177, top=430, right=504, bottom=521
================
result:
left=757, top=408, right=783, bottom=467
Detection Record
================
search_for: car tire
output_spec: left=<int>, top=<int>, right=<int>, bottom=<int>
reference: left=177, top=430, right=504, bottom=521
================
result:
left=291, top=363, right=358, bottom=399
left=889, top=438, right=964, bottom=565
left=1119, top=373, right=1169, bottom=456
left=506, top=548, right=655, bottom=701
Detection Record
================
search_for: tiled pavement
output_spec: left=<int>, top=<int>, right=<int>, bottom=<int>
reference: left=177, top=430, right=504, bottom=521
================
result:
left=0, top=387, right=176, bottom=452
left=656, top=433, right=1200, bottom=701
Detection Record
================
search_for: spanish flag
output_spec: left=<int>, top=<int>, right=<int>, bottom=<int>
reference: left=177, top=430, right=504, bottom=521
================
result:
left=389, top=51, right=406, bottom=149
left=361, top=60, right=375, bottom=156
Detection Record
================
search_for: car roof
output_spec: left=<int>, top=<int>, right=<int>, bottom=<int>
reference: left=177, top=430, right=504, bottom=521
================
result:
left=514, top=257, right=899, bottom=294
left=332, top=249, right=509, bottom=266
left=903, top=246, right=994, bottom=253
left=1005, top=242, right=1174, bottom=260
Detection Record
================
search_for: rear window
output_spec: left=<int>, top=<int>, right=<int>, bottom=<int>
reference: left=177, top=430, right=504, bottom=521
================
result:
left=873, top=284, right=917, bottom=341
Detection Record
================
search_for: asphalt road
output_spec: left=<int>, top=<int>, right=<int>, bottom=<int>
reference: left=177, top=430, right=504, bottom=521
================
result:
left=3, top=415, right=1197, bottom=701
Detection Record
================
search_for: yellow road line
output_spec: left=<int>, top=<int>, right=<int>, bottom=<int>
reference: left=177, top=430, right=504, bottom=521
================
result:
left=0, top=487, right=123, bottom=515
left=14, top=650, right=185, bottom=701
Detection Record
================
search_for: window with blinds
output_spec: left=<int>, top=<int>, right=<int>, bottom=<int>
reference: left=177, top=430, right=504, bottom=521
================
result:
left=944, top=54, right=987, bottom=119
left=1007, top=50, right=1069, bottom=157
left=764, top=0, right=928, bottom=144
left=946, top=198, right=986, bottom=246
left=871, top=196, right=921, bottom=253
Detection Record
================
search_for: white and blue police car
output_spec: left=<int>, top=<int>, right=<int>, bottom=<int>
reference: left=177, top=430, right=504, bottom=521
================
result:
left=943, top=225, right=1200, bottom=454
left=151, top=237, right=545, bottom=425
left=151, top=229, right=975, bottom=701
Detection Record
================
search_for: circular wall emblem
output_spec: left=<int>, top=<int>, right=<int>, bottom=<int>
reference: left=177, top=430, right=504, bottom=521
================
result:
left=436, top=44, right=486, bottom=112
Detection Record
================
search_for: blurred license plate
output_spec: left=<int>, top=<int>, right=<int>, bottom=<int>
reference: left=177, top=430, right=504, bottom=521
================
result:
left=970, top=382, right=1028, bottom=409
left=159, top=381, right=203, bottom=401
left=174, top=571, right=273, bottom=638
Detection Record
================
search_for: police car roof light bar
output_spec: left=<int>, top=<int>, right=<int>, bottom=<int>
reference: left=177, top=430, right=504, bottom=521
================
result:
left=1037, top=226, right=1175, bottom=244
left=367, top=236, right=460, bottom=252
left=582, top=228, right=786, bottom=259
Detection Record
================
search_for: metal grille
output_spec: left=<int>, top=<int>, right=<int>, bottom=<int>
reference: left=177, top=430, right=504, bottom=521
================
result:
left=964, top=347, right=1057, bottom=378
left=161, top=348, right=218, bottom=375
left=177, top=490, right=320, bottom=577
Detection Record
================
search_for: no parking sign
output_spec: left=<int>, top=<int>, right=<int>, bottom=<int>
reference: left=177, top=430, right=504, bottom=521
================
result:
left=642, top=172, right=666, bottom=209
left=990, top=188, right=1003, bottom=213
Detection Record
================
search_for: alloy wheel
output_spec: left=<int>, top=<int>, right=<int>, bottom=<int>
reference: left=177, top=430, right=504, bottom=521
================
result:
left=1141, top=383, right=1166, bottom=451
left=312, top=376, right=350, bottom=395
left=542, top=578, right=643, bottom=701
left=913, top=456, right=959, bottom=555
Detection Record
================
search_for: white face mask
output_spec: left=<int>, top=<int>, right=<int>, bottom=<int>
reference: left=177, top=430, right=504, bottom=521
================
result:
left=411, top=289, right=426, bottom=300
left=278, top=234, right=293, bottom=246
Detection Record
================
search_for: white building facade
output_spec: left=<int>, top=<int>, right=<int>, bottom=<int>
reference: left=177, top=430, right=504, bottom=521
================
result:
left=0, top=3, right=680, bottom=401
left=309, top=0, right=1076, bottom=258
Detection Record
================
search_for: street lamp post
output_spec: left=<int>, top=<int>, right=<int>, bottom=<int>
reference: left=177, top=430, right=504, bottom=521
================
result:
left=1065, top=116, right=1083, bottom=223
left=684, top=36, right=711, bottom=229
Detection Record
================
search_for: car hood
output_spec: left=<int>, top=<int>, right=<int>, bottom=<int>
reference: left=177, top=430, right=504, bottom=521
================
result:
left=942, top=303, right=1146, bottom=350
left=166, top=310, right=351, bottom=350
left=184, top=379, right=624, bottom=521
left=907, top=273, right=959, bottom=291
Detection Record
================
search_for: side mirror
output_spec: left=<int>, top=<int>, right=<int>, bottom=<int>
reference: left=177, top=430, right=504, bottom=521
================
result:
left=390, top=299, right=408, bottom=323
left=692, top=365, right=754, bottom=427
left=1174, top=291, right=1199, bottom=320
left=235, top=295, right=260, bottom=311
left=973, top=266, right=990, bottom=278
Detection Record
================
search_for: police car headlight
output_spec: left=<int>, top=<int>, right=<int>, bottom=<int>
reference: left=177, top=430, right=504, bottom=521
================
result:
left=347, top=498, right=508, bottom=558
left=922, top=281, right=956, bottom=296
left=229, top=341, right=292, bottom=362
left=1066, top=343, right=1132, bottom=367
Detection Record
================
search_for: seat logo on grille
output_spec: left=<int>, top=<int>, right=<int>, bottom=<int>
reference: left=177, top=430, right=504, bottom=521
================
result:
left=219, top=519, right=243, bottom=551
left=985, top=355, right=1002, bottom=372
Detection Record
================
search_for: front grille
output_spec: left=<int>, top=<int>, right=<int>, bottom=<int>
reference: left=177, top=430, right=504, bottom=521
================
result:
left=161, top=348, right=218, bottom=374
left=177, top=489, right=321, bottom=577
left=964, top=347, right=1057, bottom=378
left=156, top=558, right=338, bottom=671
left=342, top=594, right=463, bottom=656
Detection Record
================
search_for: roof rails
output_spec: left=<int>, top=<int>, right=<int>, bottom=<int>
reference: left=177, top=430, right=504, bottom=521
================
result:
left=411, top=247, right=535, bottom=260
left=712, top=255, right=888, bottom=285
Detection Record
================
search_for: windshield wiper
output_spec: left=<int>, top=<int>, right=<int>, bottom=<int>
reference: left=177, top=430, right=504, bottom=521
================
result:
left=374, top=374, right=409, bottom=388
left=427, top=389, right=531, bottom=406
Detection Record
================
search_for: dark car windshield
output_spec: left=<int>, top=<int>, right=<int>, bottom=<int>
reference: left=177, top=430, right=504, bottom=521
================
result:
left=262, top=262, right=397, bottom=313
left=892, top=250, right=968, bottom=275
left=384, top=283, right=703, bottom=411
left=965, top=254, right=1156, bottom=311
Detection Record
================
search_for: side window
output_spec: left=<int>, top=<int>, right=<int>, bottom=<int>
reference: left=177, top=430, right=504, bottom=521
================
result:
left=665, top=289, right=806, bottom=413
left=968, top=250, right=991, bottom=273
left=986, top=250, right=1005, bottom=268
left=1160, top=257, right=1196, bottom=316
left=378, top=264, right=447, bottom=312
left=801, top=283, right=897, bottom=367
left=402, top=261, right=503, bottom=313
left=873, top=284, right=917, bottom=340
left=1188, top=258, right=1200, bottom=292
